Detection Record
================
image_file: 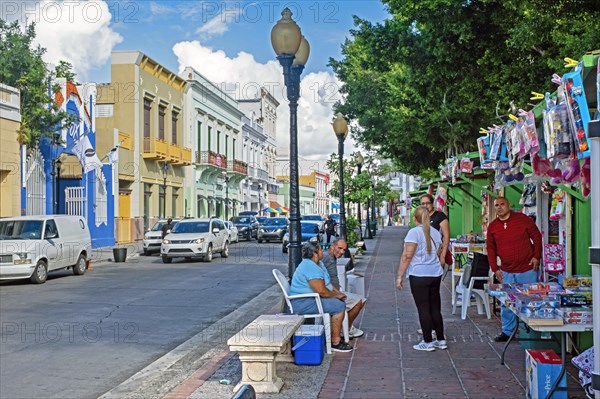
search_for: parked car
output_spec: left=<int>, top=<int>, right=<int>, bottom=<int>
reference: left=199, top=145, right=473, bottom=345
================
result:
left=257, top=217, right=287, bottom=243
left=230, top=216, right=259, bottom=241
left=282, top=221, right=322, bottom=253
left=142, top=218, right=180, bottom=255
left=302, top=214, right=326, bottom=232
left=0, top=215, right=91, bottom=284
left=161, top=218, right=229, bottom=263
left=256, top=216, right=268, bottom=226
left=224, top=221, right=239, bottom=243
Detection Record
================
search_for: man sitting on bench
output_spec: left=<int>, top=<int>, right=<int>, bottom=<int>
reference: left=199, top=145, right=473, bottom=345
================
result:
left=322, top=238, right=366, bottom=339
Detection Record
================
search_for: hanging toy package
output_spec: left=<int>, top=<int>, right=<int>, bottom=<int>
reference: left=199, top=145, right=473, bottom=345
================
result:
left=563, top=71, right=591, bottom=159
left=477, top=135, right=494, bottom=169
left=543, top=90, right=572, bottom=160
left=522, top=110, right=539, bottom=155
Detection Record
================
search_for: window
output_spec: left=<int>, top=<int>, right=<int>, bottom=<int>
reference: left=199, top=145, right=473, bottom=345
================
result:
left=217, top=131, right=221, bottom=154
left=44, top=220, right=59, bottom=239
left=172, top=188, right=178, bottom=218
left=143, top=99, right=151, bottom=138
left=197, top=121, right=202, bottom=151
left=158, top=105, right=165, bottom=140
left=225, top=134, right=229, bottom=159
left=172, top=112, right=178, bottom=144
left=233, top=138, right=236, bottom=161
left=207, top=126, right=212, bottom=151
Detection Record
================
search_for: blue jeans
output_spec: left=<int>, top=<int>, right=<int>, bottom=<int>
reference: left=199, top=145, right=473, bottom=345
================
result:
left=500, top=269, right=539, bottom=335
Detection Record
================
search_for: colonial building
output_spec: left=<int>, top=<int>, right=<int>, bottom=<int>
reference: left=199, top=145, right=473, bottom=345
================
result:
left=238, top=88, right=279, bottom=214
left=96, top=51, right=190, bottom=242
left=299, top=171, right=330, bottom=216
left=0, top=84, right=21, bottom=217
left=182, top=67, right=246, bottom=219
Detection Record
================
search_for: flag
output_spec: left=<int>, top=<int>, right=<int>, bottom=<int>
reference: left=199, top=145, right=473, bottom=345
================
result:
left=106, top=145, right=119, bottom=164
left=72, top=135, right=103, bottom=173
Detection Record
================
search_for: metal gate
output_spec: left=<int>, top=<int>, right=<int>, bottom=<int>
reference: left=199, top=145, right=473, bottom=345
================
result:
left=65, top=187, right=85, bottom=217
left=94, top=169, right=107, bottom=226
left=24, top=147, right=46, bottom=215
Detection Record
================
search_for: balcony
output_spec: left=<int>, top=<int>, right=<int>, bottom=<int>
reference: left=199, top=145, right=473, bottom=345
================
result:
left=227, top=159, right=248, bottom=176
left=167, top=143, right=181, bottom=164
left=181, top=147, right=192, bottom=165
left=142, top=137, right=167, bottom=159
left=195, top=151, right=227, bottom=169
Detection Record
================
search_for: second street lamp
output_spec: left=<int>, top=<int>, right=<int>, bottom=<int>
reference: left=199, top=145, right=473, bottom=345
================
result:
left=271, top=7, right=309, bottom=279
left=161, top=161, right=169, bottom=218
left=222, top=172, right=230, bottom=220
left=333, top=113, right=348, bottom=240
left=354, top=152, right=364, bottom=240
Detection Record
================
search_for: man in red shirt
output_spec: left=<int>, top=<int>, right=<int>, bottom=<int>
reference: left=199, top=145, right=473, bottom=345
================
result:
left=486, top=197, right=542, bottom=342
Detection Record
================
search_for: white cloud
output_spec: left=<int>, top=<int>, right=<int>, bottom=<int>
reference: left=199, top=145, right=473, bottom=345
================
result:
left=149, top=1, right=175, bottom=15
left=172, top=40, right=355, bottom=168
left=30, top=0, right=122, bottom=79
left=195, top=10, right=241, bottom=40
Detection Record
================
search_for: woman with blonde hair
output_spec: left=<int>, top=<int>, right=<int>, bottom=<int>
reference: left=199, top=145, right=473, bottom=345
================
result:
left=396, top=206, right=446, bottom=351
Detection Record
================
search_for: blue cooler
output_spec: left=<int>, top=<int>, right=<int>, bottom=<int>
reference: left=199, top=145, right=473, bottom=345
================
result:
left=292, top=325, right=325, bottom=365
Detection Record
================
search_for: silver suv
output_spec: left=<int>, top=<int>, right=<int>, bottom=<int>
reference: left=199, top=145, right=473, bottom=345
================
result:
left=160, top=218, right=229, bottom=263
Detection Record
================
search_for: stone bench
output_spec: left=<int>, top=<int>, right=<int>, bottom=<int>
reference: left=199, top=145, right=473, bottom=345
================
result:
left=227, top=314, right=304, bottom=394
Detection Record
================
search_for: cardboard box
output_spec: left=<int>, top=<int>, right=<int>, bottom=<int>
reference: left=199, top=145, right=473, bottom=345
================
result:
left=292, top=325, right=325, bottom=365
left=525, top=349, right=567, bottom=399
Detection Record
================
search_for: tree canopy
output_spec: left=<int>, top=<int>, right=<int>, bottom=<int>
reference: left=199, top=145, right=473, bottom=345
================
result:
left=329, top=0, right=600, bottom=176
left=0, top=19, right=76, bottom=147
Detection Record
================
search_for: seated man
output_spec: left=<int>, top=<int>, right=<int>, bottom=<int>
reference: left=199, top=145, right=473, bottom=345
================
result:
left=289, top=241, right=354, bottom=352
left=321, top=238, right=366, bottom=339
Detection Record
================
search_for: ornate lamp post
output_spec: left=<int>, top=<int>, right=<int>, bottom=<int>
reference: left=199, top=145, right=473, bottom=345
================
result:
left=271, top=8, right=310, bottom=278
left=55, top=157, right=62, bottom=214
left=354, top=152, right=364, bottom=240
left=332, top=113, right=348, bottom=240
left=222, top=172, right=230, bottom=220
left=258, top=183, right=262, bottom=216
left=161, top=161, right=169, bottom=218
left=364, top=159, right=373, bottom=239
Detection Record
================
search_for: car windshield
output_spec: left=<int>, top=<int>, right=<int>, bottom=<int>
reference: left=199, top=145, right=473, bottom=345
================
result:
left=264, top=218, right=286, bottom=226
left=172, top=222, right=209, bottom=233
left=303, top=215, right=322, bottom=221
left=150, top=222, right=165, bottom=231
left=301, top=223, right=319, bottom=233
left=0, top=220, right=44, bottom=240
left=231, top=217, right=251, bottom=224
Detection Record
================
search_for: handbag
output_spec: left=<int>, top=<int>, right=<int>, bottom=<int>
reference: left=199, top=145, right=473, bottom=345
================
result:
left=444, top=247, right=453, bottom=266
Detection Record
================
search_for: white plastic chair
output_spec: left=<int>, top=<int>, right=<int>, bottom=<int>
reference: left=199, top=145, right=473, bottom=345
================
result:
left=272, top=269, right=349, bottom=354
left=452, top=263, right=492, bottom=320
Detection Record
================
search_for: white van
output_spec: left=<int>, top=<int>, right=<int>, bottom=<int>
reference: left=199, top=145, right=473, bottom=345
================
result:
left=0, top=215, right=92, bottom=284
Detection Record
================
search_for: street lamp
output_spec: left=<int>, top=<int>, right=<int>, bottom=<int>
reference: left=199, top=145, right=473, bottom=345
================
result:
left=161, top=161, right=169, bottom=218
left=258, top=183, right=262, bottom=216
left=333, top=113, right=348, bottom=240
left=271, top=7, right=309, bottom=278
left=222, top=172, right=230, bottom=220
left=354, top=152, right=364, bottom=240
left=55, top=157, right=62, bottom=214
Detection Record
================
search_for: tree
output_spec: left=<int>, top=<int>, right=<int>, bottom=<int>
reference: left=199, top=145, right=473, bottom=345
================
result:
left=329, top=0, right=600, bottom=176
left=0, top=19, right=77, bottom=147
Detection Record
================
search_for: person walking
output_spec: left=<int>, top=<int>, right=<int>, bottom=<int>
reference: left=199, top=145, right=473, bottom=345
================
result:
left=396, top=206, right=447, bottom=351
left=161, top=218, right=173, bottom=239
left=486, top=197, right=542, bottom=342
left=324, top=216, right=337, bottom=244
left=419, top=194, right=450, bottom=266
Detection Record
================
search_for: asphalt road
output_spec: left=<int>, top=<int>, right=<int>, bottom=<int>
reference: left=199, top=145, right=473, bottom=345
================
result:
left=0, top=241, right=288, bottom=399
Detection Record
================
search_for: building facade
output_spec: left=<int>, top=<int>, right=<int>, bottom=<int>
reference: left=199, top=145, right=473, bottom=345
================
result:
left=0, top=84, right=21, bottom=217
left=299, top=171, right=330, bottom=216
left=182, top=67, right=246, bottom=219
left=238, top=88, right=279, bottom=214
left=96, top=51, right=190, bottom=242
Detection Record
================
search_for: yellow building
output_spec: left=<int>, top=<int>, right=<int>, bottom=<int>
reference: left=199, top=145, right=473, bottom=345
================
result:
left=0, top=84, right=22, bottom=217
left=96, top=51, right=190, bottom=242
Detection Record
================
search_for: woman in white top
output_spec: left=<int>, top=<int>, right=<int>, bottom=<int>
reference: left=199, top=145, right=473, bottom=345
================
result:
left=396, top=206, right=446, bottom=351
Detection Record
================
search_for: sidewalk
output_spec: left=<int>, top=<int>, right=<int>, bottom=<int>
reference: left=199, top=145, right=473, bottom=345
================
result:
left=170, top=226, right=588, bottom=399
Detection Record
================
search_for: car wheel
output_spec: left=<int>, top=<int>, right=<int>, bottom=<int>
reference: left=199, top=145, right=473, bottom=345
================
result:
left=221, top=242, right=229, bottom=258
left=73, top=254, right=87, bottom=276
left=143, top=249, right=150, bottom=256
left=204, top=245, right=213, bottom=262
left=30, top=260, right=48, bottom=284
left=162, top=255, right=172, bottom=264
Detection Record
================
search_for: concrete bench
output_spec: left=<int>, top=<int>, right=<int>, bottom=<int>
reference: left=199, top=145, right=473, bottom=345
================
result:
left=227, top=314, right=304, bottom=394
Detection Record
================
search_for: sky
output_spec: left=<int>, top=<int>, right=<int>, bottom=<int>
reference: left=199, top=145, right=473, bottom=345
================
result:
left=2, top=0, right=390, bottom=165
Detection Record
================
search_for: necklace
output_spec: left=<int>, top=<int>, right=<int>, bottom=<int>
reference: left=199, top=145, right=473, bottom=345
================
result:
left=504, top=222, right=507, bottom=230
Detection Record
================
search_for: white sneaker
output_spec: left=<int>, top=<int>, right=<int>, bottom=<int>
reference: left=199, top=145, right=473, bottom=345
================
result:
left=417, top=329, right=436, bottom=338
left=349, top=326, right=364, bottom=338
left=413, top=340, right=435, bottom=352
left=433, top=340, right=448, bottom=349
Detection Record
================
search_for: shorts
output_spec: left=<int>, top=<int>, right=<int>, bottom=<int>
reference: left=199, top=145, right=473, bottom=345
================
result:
left=290, top=296, right=345, bottom=316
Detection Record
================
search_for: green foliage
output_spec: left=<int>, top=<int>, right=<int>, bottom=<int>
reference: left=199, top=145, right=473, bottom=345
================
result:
left=345, top=215, right=360, bottom=247
left=0, top=19, right=77, bottom=147
left=329, top=0, right=600, bottom=176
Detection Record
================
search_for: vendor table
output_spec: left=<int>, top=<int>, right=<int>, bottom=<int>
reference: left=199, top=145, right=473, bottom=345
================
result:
left=498, top=297, right=593, bottom=399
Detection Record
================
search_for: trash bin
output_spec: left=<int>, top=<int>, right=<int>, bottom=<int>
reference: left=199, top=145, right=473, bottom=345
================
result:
left=369, top=221, right=377, bottom=237
left=113, top=247, right=127, bottom=263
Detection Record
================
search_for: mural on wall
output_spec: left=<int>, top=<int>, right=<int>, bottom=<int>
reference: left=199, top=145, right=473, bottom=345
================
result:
left=20, top=79, right=115, bottom=248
